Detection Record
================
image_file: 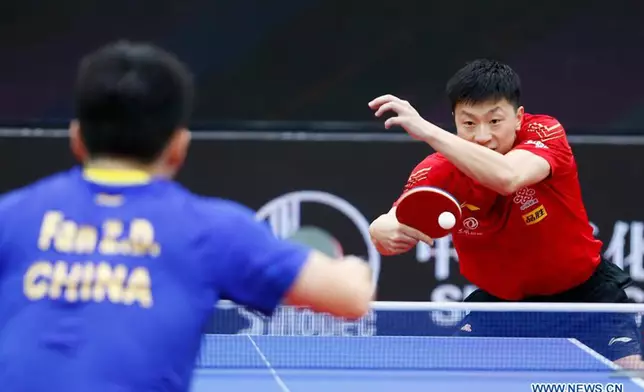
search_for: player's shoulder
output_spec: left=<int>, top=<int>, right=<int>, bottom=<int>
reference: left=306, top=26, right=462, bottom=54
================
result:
left=414, top=152, right=450, bottom=168
left=185, top=194, right=259, bottom=230
left=411, top=152, right=457, bottom=177
left=518, top=113, right=567, bottom=143
left=522, top=113, right=563, bottom=128
left=0, top=169, right=77, bottom=215
left=404, top=152, right=459, bottom=191
left=0, top=188, right=27, bottom=216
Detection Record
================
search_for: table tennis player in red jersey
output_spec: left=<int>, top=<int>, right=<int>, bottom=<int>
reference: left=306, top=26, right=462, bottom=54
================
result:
left=368, top=59, right=644, bottom=369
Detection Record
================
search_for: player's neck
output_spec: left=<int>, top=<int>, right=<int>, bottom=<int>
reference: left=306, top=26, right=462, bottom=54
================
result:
left=84, top=158, right=158, bottom=175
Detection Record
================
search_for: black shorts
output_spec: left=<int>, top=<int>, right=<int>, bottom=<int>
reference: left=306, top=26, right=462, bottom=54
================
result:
left=454, top=260, right=641, bottom=361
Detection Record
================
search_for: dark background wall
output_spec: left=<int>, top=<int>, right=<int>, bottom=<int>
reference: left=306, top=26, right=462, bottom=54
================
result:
left=1, top=0, right=643, bottom=133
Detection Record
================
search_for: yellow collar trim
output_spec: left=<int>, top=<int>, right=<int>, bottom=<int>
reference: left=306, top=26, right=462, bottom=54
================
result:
left=83, top=167, right=152, bottom=185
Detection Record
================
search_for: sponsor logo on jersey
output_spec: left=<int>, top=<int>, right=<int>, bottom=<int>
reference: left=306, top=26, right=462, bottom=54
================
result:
left=522, top=205, right=548, bottom=225
left=526, top=121, right=564, bottom=141
left=513, top=187, right=539, bottom=211
left=462, top=217, right=479, bottom=230
left=608, top=337, right=633, bottom=346
left=461, top=203, right=480, bottom=211
left=524, top=140, right=548, bottom=149
left=404, top=167, right=432, bottom=191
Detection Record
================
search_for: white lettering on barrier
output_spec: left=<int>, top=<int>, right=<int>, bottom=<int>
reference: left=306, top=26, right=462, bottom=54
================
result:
left=605, top=221, right=630, bottom=270
left=604, top=221, right=644, bottom=282
left=237, top=308, right=265, bottom=335
left=430, top=284, right=477, bottom=326
left=416, top=234, right=474, bottom=326
left=416, top=236, right=457, bottom=280
left=237, top=306, right=377, bottom=336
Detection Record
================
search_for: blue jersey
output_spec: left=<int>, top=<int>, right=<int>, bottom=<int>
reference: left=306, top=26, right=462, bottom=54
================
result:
left=0, top=167, right=310, bottom=392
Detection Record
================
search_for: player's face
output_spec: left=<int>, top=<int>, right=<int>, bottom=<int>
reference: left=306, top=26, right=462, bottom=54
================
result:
left=453, top=99, right=524, bottom=154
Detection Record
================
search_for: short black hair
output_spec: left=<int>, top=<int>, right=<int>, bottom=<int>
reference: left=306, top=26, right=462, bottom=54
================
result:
left=445, top=59, right=521, bottom=111
left=74, top=40, right=194, bottom=164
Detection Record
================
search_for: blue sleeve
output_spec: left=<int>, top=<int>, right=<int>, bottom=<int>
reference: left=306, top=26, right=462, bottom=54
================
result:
left=213, top=204, right=312, bottom=316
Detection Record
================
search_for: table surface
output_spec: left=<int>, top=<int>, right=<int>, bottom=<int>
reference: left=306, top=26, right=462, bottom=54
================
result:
left=190, top=335, right=644, bottom=392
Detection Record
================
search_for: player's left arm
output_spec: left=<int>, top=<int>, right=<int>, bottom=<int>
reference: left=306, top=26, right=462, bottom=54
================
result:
left=418, top=129, right=556, bottom=196
left=509, top=121, right=573, bottom=184
left=370, top=95, right=568, bottom=196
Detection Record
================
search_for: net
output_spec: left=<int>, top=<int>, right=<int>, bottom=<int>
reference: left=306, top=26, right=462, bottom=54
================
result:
left=197, top=301, right=644, bottom=373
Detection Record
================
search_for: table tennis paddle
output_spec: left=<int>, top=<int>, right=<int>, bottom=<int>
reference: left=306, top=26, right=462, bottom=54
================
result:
left=395, top=186, right=462, bottom=239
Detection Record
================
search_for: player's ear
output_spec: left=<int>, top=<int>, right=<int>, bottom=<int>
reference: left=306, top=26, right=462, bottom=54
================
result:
left=69, top=120, right=89, bottom=163
left=165, top=128, right=191, bottom=168
left=515, top=106, right=525, bottom=131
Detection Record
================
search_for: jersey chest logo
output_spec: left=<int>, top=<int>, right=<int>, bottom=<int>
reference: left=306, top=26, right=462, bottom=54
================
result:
left=455, top=203, right=484, bottom=237
left=513, top=187, right=548, bottom=226
left=522, top=205, right=548, bottom=225
left=513, top=187, right=539, bottom=211
left=462, top=216, right=479, bottom=230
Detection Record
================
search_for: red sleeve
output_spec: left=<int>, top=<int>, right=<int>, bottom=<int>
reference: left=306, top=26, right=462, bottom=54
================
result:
left=512, top=116, right=575, bottom=178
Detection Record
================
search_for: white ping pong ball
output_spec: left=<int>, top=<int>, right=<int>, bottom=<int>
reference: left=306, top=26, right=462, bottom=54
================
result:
left=438, top=212, right=456, bottom=230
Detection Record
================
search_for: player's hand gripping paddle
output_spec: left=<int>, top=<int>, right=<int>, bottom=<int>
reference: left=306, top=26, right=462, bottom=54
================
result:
left=395, top=186, right=462, bottom=239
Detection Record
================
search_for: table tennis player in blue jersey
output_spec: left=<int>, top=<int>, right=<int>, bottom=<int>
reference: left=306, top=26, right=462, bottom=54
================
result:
left=0, top=41, right=375, bottom=392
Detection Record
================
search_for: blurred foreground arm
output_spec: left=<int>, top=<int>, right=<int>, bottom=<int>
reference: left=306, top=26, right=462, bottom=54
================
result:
left=213, top=203, right=373, bottom=320
left=284, top=251, right=374, bottom=319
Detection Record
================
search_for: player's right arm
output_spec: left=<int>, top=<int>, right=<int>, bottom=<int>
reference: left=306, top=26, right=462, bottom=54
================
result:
left=211, top=203, right=373, bottom=320
left=283, top=251, right=373, bottom=319
left=369, top=153, right=454, bottom=255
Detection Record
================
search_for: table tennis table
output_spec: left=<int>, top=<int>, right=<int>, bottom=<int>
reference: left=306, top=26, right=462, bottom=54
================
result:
left=190, top=334, right=644, bottom=391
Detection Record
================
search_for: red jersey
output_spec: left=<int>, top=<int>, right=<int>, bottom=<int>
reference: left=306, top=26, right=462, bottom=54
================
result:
left=394, top=113, right=602, bottom=300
